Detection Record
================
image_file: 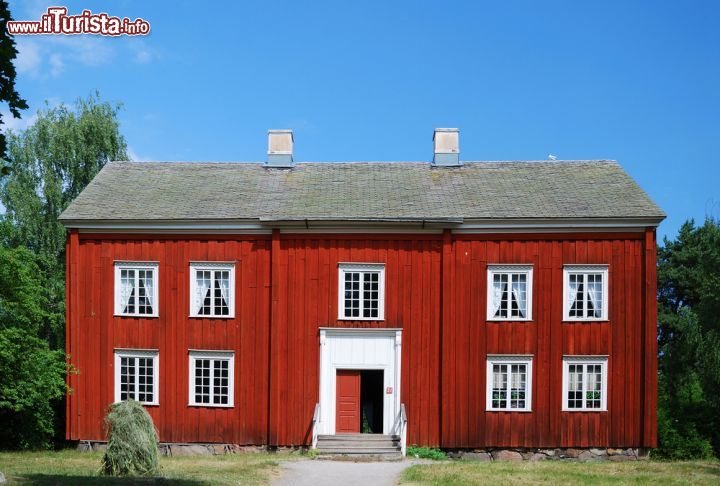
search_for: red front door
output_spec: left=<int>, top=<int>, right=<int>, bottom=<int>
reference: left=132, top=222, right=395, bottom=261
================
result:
left=336, top=370, right=361, bottom=433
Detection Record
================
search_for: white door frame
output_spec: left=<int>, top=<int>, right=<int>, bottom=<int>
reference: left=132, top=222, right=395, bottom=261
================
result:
left=318, top=328, right=402, bottom=435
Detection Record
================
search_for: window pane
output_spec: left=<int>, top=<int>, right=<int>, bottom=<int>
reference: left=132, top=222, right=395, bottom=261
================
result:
left=137, top=357, right=154, bottom=403
left=567, top=364, right=583, bottom=409
left=362, top=272, right=379, bottom=318
left=213, top=360, right=229, bottom=405
left=587, top=274, right=603, bottom=318
left=121, top=269, right=136, bottom=314
left=196, top=271, right=212, bottom=315
left=510, top=364, right=527, bottom=409
left=491, top=364, right=508, bottom=409
left=120, top=356, right=135, bottom=401
left=137, top=270, right=153, bottom=315
left=214, top=271, right=230, bottom=316
left=510, top=273, right=527, bottom=318
left=195, top=359, right=211, bottom=404
left=344, top=272, right=360, bottom=318
left=493, top=274, right=508, bottom=318
left=586, top=364, right=603, bottom=408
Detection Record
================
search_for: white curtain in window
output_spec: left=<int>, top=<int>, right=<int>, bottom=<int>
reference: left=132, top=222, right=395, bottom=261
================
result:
left=219, top=273, right=229, bottom=306
left=587, top=277, right=602, bottom=317
left=195, top=272, right=211, bottom=313
left=511, top=277, right=526, bottom=317
left=121, top=272, right=135, bottom=312
left=587, top=368, right=597, bottom=393
left=511, top=371, right=519, bottom=389
left=568, top=277, right=579, bottom=310
left=493, top=368, right=503, bottom=388
left=492, top=278, right=503, bottom=316
left=142, top=271, right=154, bottom=308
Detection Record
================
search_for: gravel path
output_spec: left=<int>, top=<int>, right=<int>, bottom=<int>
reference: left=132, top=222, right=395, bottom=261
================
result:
left=273, top=459, right=425, bottom=486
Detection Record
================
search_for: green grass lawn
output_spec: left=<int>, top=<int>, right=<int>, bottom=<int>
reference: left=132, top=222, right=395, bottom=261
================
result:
left=401, top=459, right=720, bottom=486
left=0, top=449, right=300, bottom=485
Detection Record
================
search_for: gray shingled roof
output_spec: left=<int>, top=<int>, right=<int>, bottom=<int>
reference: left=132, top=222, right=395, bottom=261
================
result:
left=58, top=160, right=665, bottom=224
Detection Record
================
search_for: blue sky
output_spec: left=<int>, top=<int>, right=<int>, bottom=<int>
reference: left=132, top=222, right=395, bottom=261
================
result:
left=5, top=0, right=719, bottom=240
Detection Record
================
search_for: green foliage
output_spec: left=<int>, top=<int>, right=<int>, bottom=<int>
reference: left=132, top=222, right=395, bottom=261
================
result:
left=101, top=400, right=160, bottom=477
left=0, top=93, right=127, bottom=449
left=0, top=93, right=128, bottom=349
left=0, top=246, right=68, bottom=449
left=407, top=445, right=446, bottom=460
left=0, top=1, right=29, bottom=163
left=656, top=218, right=720, bottom=458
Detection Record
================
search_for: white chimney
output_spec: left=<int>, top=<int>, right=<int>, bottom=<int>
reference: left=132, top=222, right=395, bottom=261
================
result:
left=432, top=128, right=460, bottom=166
left=266, top=129, right=294, bottom=167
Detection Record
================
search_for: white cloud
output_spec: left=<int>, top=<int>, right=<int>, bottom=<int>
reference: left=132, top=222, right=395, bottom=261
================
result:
left=9, top=2, right=157, bottom=79
left=135, top=48, right=152, bottom=64
left=15, top=38, right=41, bottom=76
left=127, top=147, right=152, bottom=162
left=49, top=53, right=64, bottom=77
left=1, top=110, right=37, bottom=134
left=13, top=35, right=116, bottom=79
left=49, top=36, right=115, bottom=67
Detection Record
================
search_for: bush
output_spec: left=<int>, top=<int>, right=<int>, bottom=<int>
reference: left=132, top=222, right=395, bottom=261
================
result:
left=407, top=445, right=446, bottom=460
left=0, top=327, right=67, bottom=449
left=654, top=400, right=714, bottom=460
left=101, top=400, right=159, bottom=476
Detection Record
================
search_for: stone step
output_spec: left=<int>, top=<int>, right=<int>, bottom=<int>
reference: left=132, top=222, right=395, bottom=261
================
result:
left=317, top=441, right=399, bottom=449
left=317, top=434, right=400, bottom=442
left=316, top=447, right=402, bottom=455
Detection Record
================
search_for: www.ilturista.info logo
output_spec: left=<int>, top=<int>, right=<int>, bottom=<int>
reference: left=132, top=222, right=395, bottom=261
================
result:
left=7, top=7, right=150, bottom=36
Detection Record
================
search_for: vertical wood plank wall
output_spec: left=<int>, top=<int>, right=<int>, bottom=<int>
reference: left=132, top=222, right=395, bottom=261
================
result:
left=66, top=231, right=657, bottom=448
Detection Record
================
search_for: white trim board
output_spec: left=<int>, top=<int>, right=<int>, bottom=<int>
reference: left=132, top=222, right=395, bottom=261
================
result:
left=318, top=328, right=402, bottom=435
left=113, top=349, right=159, bottom=406
left=561, top=356, right=608, bottom=412
left=188, top=350, right=235, bottom=408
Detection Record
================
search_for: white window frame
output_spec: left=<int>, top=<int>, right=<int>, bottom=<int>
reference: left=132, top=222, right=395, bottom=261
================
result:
left=337, top=263, right=386, bottom=321
left=114, top=349, right=159, bottom=405
left=188, top=350, right=235, bottom=408
left=189, top=262, right=236, bottom=318
left=486, top=264, right=533, bottom=321
left=563, top=265, right=609, bottom=321
left=485, top=355, right=533, bottom=412
left=562, top=356, right=608, bottom=411
left=114, top=262, right=159, bottom=317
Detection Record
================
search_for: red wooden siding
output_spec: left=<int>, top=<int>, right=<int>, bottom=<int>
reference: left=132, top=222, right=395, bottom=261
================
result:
left=66, top=230, right=657, bottom=448
left=267, top=234, right=442, bottom=446
left=66, top=234, right=271, bottom=444
left=440, top=233, right=657, bottom=448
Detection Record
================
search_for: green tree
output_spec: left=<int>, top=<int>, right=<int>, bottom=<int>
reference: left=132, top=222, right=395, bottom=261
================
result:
left=1, top=93, right=128, bottom=347
left=0, top=0, right=29, bottom=164
left=0, top=246, right=67, bottom=449
left=655, top=218, right=720, bottom=458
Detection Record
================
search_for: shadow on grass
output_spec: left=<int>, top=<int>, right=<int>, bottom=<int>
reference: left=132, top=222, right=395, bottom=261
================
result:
left=16, top=474, right=208, bottom=485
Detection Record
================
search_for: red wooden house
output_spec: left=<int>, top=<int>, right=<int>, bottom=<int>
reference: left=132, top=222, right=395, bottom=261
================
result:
left=60, top=129, right=664, bottom=455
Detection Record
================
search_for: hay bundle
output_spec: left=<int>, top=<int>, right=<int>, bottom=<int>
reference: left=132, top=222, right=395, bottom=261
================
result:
left=101, top=400, right=160, bottom=476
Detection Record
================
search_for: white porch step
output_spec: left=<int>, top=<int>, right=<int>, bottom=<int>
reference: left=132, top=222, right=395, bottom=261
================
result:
left=316, top=434, right=402, bottom=457
left=317, top=434, right=399, bottom=442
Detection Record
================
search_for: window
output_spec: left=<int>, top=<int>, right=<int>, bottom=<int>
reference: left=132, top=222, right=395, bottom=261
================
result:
left=114, top=262, right=159, bottom=317
left=487, top=265, right=533, bottom=321
left=188, top=351, right=234, bottom=407
left=114, top=349, right=159, bottom=405
left=562, top=356, right=608, bottom=411
left=563, top=265, right=609, bottom=321
left=189, top=263, right=235, bottom=318
left=486, top=355, right=533, bottom=411
left=338, top=263, right=385, bottom=320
